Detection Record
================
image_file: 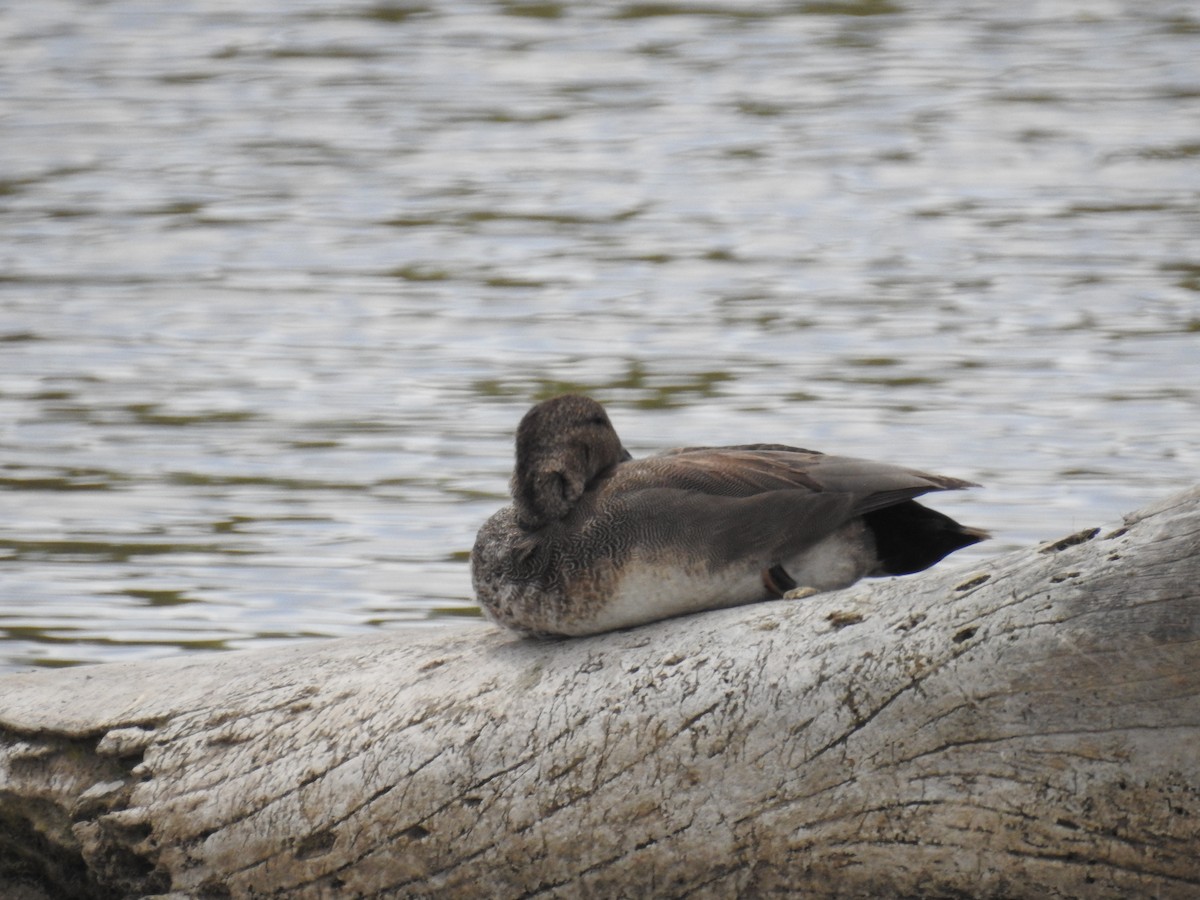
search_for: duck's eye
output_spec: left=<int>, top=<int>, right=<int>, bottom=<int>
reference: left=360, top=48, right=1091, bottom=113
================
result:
left=589, top=414, right=607, bottom=425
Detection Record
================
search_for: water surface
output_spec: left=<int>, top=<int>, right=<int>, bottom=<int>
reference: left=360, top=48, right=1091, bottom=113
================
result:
left=2, top=0, right=1198, bottom=670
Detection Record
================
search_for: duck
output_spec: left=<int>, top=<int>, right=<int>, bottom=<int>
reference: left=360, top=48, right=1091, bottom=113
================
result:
left=471, top=394, right=987, bottom=637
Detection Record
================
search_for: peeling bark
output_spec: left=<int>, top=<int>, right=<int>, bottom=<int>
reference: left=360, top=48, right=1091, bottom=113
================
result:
left=2, top=486, right=1199, bottom=899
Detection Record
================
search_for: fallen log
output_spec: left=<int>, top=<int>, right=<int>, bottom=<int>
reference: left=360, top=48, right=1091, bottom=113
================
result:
left=2, top=487, right=1198, bottom=899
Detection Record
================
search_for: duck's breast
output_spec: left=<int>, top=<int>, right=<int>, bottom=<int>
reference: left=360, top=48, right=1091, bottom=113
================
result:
left=564, top=551, right=768, bottom=635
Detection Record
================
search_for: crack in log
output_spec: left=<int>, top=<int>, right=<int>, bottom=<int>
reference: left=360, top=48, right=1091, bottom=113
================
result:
left=802, top=633, right=987, bottom=770
left=216, top=741, right=459, bottom=883
left=155, top=694, right=461, bottom=848
left=261, top=754, right=543, bottom=893
left=1040, top=527, right=1101, bottom=553
left=0, top=725, right=167, bottom=899
left=1000, top=847, right=1200, bottom=887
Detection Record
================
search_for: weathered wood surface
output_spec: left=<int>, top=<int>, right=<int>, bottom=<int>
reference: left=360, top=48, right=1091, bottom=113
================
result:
left=2, top=487, right=1198, bottom=899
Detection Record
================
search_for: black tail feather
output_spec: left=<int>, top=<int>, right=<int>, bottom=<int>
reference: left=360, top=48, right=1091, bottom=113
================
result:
left=863, top=500, right=988, bottom=576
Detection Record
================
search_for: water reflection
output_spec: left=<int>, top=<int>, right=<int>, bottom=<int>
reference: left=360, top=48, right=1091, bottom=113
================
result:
left=1, top=0, right=1198, bottom=670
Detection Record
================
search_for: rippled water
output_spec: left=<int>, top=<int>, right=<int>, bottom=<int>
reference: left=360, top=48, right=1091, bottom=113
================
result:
left=2, top=0, right=1198, bottom=671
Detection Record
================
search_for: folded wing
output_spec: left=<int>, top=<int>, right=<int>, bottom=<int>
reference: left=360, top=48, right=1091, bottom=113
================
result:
left=625, top=445, right=976, bottom=510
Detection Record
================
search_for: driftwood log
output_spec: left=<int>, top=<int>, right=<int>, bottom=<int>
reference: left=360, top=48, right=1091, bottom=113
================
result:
left=1, top=487, right=1198, bottom=899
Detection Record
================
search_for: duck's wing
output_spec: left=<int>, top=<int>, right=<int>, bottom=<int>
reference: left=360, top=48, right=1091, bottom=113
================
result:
left=594, top=447, right=979, bottom=570
left=622, top=446, right=977, bottom=515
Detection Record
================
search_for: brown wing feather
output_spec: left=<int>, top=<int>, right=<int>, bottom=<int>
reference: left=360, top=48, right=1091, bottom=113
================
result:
left=611, top=447, right=976, bottom=514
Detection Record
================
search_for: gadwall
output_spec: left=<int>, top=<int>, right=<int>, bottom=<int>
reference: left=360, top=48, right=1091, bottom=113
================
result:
left=472, top=395, right=987, bottom=636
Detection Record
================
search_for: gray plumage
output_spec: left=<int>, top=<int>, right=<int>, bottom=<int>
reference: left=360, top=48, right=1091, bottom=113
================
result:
left=472, top=395, right=987, bottom=637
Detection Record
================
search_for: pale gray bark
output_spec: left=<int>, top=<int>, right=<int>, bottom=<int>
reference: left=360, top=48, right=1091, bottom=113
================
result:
left=2, top=486, right=1198, bottom=899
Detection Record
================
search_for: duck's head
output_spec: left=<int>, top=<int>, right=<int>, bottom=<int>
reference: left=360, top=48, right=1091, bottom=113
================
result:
left=511, top=394, right=631, bottom=531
